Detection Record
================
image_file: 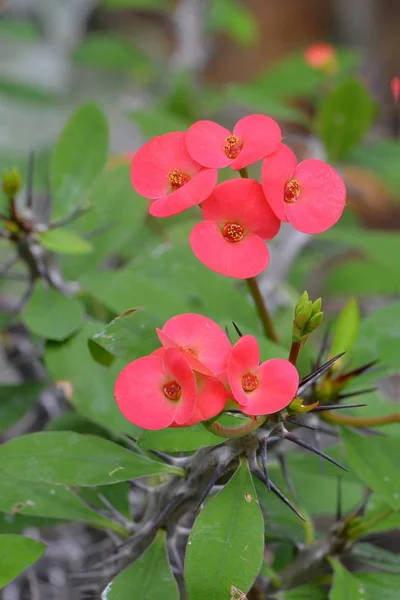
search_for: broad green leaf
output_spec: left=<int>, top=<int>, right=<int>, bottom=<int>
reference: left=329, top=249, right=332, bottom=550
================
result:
left=131, top=108, right=190, bottom=138
left=330, top=297, right=360, bottom=357
left=326, top=260, right=400, bottom=296
left=227, top=84, right=305, bottom=122
left=21, top=283, right=84, bottom=340
left=207, top=0, right=258, bottom=47
left=88, top=308, right=161, bottom=366
left=0, top=514, right=59, bottom=535
left=185, top=461, right=264, bottom=600
left=329, top=558, right=361, bottom=600
left=362, top=497, right=400, bottom=534
left=138, top=423, right=223, bottom=451
left=0, top=472, right=122, bottom=531
left=51, top=103, right=108, bottom=219
left=0, top=534, right=46, bottom=588
left=0, top=432, right=183, bottom=486
left=46, top=411, right=115, bottom=440
left=340, top=428, right=400, bottom=509
left=347, top=140, right=400, bottom=195
left=39, top=229, right=93, bottom=255
left=101, top=532, right=178, bottom=600
left=81, top=482, right=131, bottom=521
left=281, top=585, right=325, bottom=599
left=45, top=321, right=140, bottom=435
left=317, top=78, right=377, bottom=161
left=0, top=383, right=45, bottom=434
left=357, top=572, right=399, bottom=600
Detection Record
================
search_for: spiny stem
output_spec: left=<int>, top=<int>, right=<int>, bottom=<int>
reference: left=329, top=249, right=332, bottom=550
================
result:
left=246, top=277, right=280, bottom=343
left=288, top=340, right=302, bottom=366
left=322, top=411, right=400, bottom=428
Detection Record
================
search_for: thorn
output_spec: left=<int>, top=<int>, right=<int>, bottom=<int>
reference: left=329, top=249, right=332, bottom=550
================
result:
left=336, top=477, right=342, bottom=521
left=149, top=449, right=177, bottom=465
left=298, top=353, right=345, bottom=395
left=310, top=403, right=367, bottom=412
left=277, top=452, right=298, bottom=502
left=285, top=416, right=337, bottom=437
left=252, top=467, right=305, bottom=521
left=312, top=428, right=325, bottom=475
left=26, top=152, right=34, bottom=210
left=282, top=432, right=347, bottom=472
left=339, top=360, right=379, bottom=381
left=196, top=463, right=227, bottom=510
left=259, top=438, right=270, bottom=490
left=232, top=321, right=243, bottom=337
left=337, top=388, right=376, bottom=400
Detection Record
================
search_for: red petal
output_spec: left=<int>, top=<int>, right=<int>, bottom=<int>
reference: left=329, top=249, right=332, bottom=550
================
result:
left=190, top=221, right=270, bottom=279
left=114, top=356, right=176, bottom=430
left=227, top=335, right=260, bottom=407
left=162, top=348, right=197, bottom=425
left=201, top=179, right=280, bottom=240
left=156, top=328, right=215, bottom=377
left=261, top=144, right=297, bottom=222
left=285, top=159, right=346, bottom=234
left=186, top=120, right=232, bottom=168
left=231, top=114, right=282, bottom=171
left=183, top=375, right=228, bottom=425
left=242, top=359, right=299, bottom=415
left=149, top=168, right=217, bottom=218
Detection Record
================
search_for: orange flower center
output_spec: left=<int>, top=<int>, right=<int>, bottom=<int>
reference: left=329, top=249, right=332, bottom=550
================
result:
left=163, top=380, right=182, bottom=401
left=284, top=179, right=301, bottom=203
left=242, top=372, right=259, bottom=392
left=224, top=135, right=243, bottom=159
left=222, top=222, right=245, bottom=243
left=168, top=168, right=190, bottom=191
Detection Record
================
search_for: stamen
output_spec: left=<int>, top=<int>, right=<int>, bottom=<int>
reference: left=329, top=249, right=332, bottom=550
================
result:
left=168, top=169, right=190, bottom=191
left=163, top=380, right=182, bottom=401
left=222, top=222, right=245, bottom=243
left=224, top=135, right=243, bottom=159
left=242, top=372, right=258, bottom=392
left=284, top=179, right=301, bottom=203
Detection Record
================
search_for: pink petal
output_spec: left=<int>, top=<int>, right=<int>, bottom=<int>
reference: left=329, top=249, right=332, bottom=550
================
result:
left=156, top=328, right=215, bottom=377
left=201, top=179, right=280, bottom=240
left=231, top=114, right=282, bottom=171
left=227, top=335, right=260, bottom=407
left=162, top=348, right=197, bottom=425
left=190, top=220, right=270, bottom=279
left=261, top=144, right=297, bottom=222
left=149, top=168, right=218, bottom=218
left=391, top=76, right=400, bottom=103
left=285, top=159, right=346, bottom=234
left=130, top=132, right=201, bottom=200
left=242, top=358, right=299, bottom=415
left=160, top=314, right=232, bottom=376
left=304, top=42, right=336, bottom=68
left=183, top=375, right=228, bottom=425
left=114, top=356, right=176, bottom=430
left=186, top=120, right=233, bottom=168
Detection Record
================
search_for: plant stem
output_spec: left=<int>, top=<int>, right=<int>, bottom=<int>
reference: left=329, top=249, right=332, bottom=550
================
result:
left=239, top=166, right=249, bottom=178
left=246, top=277, right=280, bottom=343
left=322, top=411, right=400, bottom=428
left=288, top=340, right=302, bottom=366
left=350, top=506, right=393, bottom=540
left=203, top=415, right=267, bottom=439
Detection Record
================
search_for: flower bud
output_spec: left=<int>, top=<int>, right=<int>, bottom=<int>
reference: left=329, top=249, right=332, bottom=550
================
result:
left=295, top=291, right=309, bottom=316
left=293, top=292, right=323, bottom=342
left=2, top=168, right=22, bottom=199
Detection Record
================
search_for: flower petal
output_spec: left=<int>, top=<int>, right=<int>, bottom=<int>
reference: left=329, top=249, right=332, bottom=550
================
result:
left=186, top=120, right=233, bottom=168
left=242, top=358, right=299, bottom=415
left=231, top=114, right=282, bottom=170
left=149, top=168, right=218, bottom=218
left=163, top=348, right=197, bottom=425
left=261, top=144, right=297, bottom=222
left=156, top=328, right=215, bottom=377
left=201, top=179, right=280, bottom=240
left=285, top=159, right=346, bottom=234
left=183, top=375, right=228, bottom=425
left=114, top=355, right=176, bottom=430
left=190, top=220, right=270, bottom=279
left=227, top=335, right=260, bottom=406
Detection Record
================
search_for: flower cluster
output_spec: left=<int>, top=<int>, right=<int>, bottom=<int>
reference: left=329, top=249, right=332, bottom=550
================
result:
left=115, top=313, right=299, bottom=430
left=130, top=113, right=346, bottom=279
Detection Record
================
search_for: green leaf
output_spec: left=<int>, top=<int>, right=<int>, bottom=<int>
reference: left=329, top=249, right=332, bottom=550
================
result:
left=0, top=472, right=121, bottom=530
left=207, top=0, right=259, bottom=47
left=347, top=140, right=400, bottom=195
left=281, top=585, right=325, bottom=599
left=39, top=229, right=93, bottom=255
left=185, top=460, right=264, bottom=600
left=329, top=558, right=361, bottom=600
left=51, top=102, right=108, bottom=219
left=21, top=283, right=84, bottom=341
left=102, top=0, right=166, bottom=9
left=362, top=497, right=400, bottom=534
left=330, top=297, right=360, bottom=357
left=357, top=572, right=399, bottom=600
left=138, top=423, right=223, bottom=452
left=101, top=532, right=179, bottom=599
left=340, top=428, right=400, bottom=509
left=0, top=383, right=45, bottom=434
left=317, top=78, right=377, bottom=161
left=0, top=432, right=183, bottom=486
left=88, top=308, right=161, bottom=366
left=74, top=33, right=152, bottom=74
left=46, top=411, right=116, bottom=440
left=131, top=108, right=190, bottom=138
left=0, top=534, right=46, bottom=588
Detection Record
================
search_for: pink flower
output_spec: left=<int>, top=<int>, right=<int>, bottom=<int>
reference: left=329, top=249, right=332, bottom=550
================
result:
left=261, top=144, right=346, bottom=234
left=391, top=76, right=400, bottom=103
left=304, top=42, right=337, bottom=73
left=130, top=132, right=217, bottom=218
left=185, top=114, right=282, bottom=171
left=156, top=313, right=232, bottom=377
left=173, top=373, right=229, bottom=427
left=227, top=335, right=299, bottom=415
left=190, top=179, right=280, bottom=279
left=114, top=348, right=197, bottom=430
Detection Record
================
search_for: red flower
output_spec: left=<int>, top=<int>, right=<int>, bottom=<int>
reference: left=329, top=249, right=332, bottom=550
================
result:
left=261, top=144, right=346, bottom=234
left=391, top=76, right=400, bottom=103
left=156, top=313, right=232, bottom=376
left=173, top=373, right=229, bottom=427
left=304, top=42, right=337, bottom=73
left=190, top=179, right=280, bottom=279
left=227, top=335, right=299, bottom=415
left=114, top=348, right=197, bottom=430
left=130, top=132, right=217, bottom=218
left=186, top=114, right=281, bottom=171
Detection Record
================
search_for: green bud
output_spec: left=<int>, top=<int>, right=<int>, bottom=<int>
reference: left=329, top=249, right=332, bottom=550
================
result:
left=2, top=168, right=22, bottom=199
left=295, top=301, right=313, bottom=329
left=305, top=311, right=323, bottom=333
left=311, top=297, right=322, bottom=315
left=295, top=291, right=309, bottom=316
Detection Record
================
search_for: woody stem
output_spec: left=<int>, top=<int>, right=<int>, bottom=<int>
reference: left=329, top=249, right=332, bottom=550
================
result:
left=322, top=412, right=400, bottom=428
left=288, top=340, right=302, bottom=366
left=246, top=277, right=280, bottom=343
